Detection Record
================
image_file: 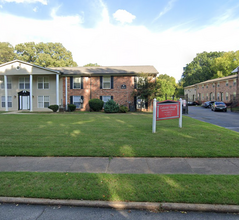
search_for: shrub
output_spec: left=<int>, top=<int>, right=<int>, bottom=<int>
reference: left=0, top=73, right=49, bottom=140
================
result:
left=68, top=104, right=76, bottom=112
left=48, top=105, right=59, bottom=112
left=89, top=99, right=104, bottom=111
left=119, top=105, right=128, bottom=113
left=104, top=99, right=119, bottom=113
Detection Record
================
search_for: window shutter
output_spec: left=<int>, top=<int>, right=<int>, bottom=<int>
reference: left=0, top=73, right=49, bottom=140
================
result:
left=111, top=96, right=113, bottom=100
left=134, top=76, right=137, bottom=89
left=111, top=76, right=114, bottom=89
left=81, top=96, right=84, bottom=108
left=100, top=96, right=102, bottom=100
left=100, top=76, right=102, bottom=89
left=70, top=96, right=73, bottom=104
left=70, top=77, right=73, bottom=89
left=145, top=101, right=148, bottom=109
left=81, top=76, right=83, bottom=89
left=134, top=96, right=137, bottom=109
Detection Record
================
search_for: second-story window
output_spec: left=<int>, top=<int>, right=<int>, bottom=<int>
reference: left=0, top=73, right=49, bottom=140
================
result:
left=19, top=77, right=30, bottom=90
left=38, top=77, right=49, bottom=89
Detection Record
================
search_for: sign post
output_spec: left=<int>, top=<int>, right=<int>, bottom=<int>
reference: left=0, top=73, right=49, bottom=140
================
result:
left=152, top=99, right=182, bottom=133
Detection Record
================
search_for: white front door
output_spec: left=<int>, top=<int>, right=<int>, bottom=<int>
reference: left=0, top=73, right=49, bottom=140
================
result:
left=20, top=96, right=30, bottom=110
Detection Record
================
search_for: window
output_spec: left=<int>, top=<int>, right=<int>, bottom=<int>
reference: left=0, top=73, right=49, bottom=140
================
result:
left=38, top=96, right=50, bottom=108
left=19, top=77, right=30, bottom=90
left=38, top=77, right=49, bottom=89
left=234, top=80, right=236, bottom=86
left=102, top=96, right=111, bottom=104
left=0, top=77, right=11, bottom=89
left=103, top=76, right=111, bottom=89
left=226, top=80, right=228, bottom=86
left=206, top=84, right=208, bottom=88
left=217, top=82, right=220, bottom=87
left=226, top=92, right=229, bottom=101
left=72, top=96, right=83, bottom=109
left=73, top=77, right=82, bottom=89
left=212, top=83, right=215, bottom=88
left=202, top=84, right=204, bottom=89
left=217, top=93, right=220, bottom=101
left=1, top=96, right=12, bottom=108
left=137, top=97, right=146, bottom=109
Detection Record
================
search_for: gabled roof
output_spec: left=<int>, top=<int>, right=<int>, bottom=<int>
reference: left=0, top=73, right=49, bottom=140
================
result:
left=51, top=66, right=158, bottom=76
left=0, top=60, right=60, bottom=74
left=231, top=66, right=239, bottom=73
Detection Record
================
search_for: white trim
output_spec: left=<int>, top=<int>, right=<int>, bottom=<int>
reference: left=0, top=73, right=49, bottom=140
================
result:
left=56, top=74, right=59, bottom=106
left=30, top=75, right=33, bottom=111
left=4, top=75, right=8, bottom=111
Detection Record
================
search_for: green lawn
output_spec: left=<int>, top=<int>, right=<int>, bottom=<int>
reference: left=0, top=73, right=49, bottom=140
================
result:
left=0, top=112, right=239, bottom=157
left=1, top=172, right=239, bottom=205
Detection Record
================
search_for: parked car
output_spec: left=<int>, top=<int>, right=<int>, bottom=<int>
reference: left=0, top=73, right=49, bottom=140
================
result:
left=202, top=101, right=210, bottom=108
left=188, top=101, right=199, bottom=106
left=211, top=102, right=227, bottom=112
left=202, top=101, right=215, bottom=108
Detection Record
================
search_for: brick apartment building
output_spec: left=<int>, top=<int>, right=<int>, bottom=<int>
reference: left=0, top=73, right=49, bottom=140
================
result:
left=184, top=67, right=239, bottom=104
left=0, top=60, right=158, bottom=112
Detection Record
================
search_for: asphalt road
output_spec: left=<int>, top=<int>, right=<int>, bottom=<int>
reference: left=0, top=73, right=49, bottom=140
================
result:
left=187, top=106, right=239, bottom=132
left=0, top=204, right=239, bottom=220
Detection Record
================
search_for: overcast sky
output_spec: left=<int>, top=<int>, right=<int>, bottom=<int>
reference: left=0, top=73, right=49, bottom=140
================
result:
left=1, top=0, right=239, bottom=81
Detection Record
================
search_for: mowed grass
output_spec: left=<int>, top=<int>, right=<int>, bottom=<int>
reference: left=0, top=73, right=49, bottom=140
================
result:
left=0, top=112, right=239, bottom=157
left=0, top=172, right=239, bottom=205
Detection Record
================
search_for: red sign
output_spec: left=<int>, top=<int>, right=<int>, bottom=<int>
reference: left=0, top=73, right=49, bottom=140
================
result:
left=156, top=101, right=180, bottom=120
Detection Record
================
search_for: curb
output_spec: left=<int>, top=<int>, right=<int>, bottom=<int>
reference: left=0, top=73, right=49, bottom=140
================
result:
left=0, top=197, right=239, bottom=213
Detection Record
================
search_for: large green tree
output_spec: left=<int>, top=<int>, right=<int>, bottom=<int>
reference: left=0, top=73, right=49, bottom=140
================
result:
left=211, top=50, right=239, bottom=78
left=84, top=63, right=100, bottom=67
left=0, top=42, right=15, bottom=64
left=155, top=74, right=176, bottom=101
left=15, top=42, right=77, bottom=67
left=182, top=51, right=224, bottom=86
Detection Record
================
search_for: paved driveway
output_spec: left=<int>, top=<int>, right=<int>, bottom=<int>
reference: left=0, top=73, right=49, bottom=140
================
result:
left=186, top=106, right=239, bottom=133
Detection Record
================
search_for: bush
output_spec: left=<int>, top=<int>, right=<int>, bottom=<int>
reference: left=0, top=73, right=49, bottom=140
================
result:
left=104, top=99, right=119, bottom=113
left=119, top=105, right=128, bottom=113
left=48, top=105, right=59, bottom=112
left=68, top=104, right=76, bottom=112
left=89, top=99, right=104, bottom=111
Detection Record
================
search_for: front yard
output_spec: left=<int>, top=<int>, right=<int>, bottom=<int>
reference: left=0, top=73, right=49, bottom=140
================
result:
left=0, top=112, right=239, bottom=157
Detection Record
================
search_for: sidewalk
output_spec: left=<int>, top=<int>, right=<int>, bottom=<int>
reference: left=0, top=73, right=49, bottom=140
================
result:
left=1, top=156, right=239, bottom=174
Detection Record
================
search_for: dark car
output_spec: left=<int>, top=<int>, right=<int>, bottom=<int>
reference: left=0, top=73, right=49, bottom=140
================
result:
left=188, top=101, right=199, bottom=106
left=211, top=102, right=227, bottom=112
left=202, top=101, right=210, bottom=108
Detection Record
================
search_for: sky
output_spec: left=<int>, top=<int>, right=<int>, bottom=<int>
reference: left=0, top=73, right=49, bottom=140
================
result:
left=1, top=0, right=239, bottom=81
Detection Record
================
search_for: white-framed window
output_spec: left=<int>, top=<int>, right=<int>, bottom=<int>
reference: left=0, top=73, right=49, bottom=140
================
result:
left=103, top=76, right=111, bottom=89
left=73, top=77, right=82, bottom=89
left=206, top=84, right=208, bottom=88
left=234, top=80, right=236, bottom=86
left=73, top=96, right=83, bottom=109
left=19, top=77, right=30, bottom=90
left=217, top=82, right=220, bottom=87
left=212, top=83, right=215, bottom=88
left=38, top=96, right=50, bottom=108
left=102, top=96, right=111, bottom=104
left=1, top=96, right=12, bottom=108
left=137, top=97, right=146, bottom=109
left=212, top=94, right=215, bottom=100
left=226, top=80, right=228, bottom=86
left=38, top=77, right=49, bottom=89
left=202, top=94, right=204, bottom=100
left=217, top=93, right=220, bottom=101
left=226, top=92, right=229, bottom=101
left=202, top=84, right=204, bottom=89
left=0, top=77, right=11, bottom=89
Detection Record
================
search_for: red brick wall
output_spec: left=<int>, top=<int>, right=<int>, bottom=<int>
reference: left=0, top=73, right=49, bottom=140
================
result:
left=63, top=76, right=136, bottom=111
left=197, top=78, right=237, bottom=102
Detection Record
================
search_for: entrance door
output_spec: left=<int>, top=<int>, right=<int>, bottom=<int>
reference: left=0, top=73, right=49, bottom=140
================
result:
left=22, top=96, right=29, bottom=110
left=18, top=91, right=30, bottom=110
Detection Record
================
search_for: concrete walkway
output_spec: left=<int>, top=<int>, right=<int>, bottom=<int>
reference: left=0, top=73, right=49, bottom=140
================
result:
left=1, top=156, right=239, bottom=175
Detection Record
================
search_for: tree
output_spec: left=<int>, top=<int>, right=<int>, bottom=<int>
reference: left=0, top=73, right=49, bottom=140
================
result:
left=211, top=50, right=239, bottom=78
left=181, top=51, right=224, bottom=86
left=0, top=42, right=15, bottom=64
left=132, top=73, right=156, bottom=109
left=84, top=63, right=100, bottom=67
left=155, top=74, right=176, bottom=101
left=15, top=42, right=77, bottom=67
